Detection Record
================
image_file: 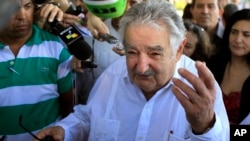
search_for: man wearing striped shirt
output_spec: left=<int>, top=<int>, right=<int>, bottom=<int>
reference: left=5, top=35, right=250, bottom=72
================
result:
left=0, top=0, right=73, bottom=140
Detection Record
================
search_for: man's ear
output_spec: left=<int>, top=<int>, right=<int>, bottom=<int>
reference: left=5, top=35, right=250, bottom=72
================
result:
left=219, top=8, right=224, bottom=17
left=175, top=38, right=186, bottom=62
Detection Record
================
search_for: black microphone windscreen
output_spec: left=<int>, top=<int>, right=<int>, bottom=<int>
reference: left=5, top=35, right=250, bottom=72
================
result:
left=33, top=0, right=50, bottom=4
left=68, top=40, right=92, bottom=60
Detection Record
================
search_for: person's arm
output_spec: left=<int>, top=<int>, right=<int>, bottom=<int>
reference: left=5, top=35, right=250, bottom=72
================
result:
left=86, top=12, right=109, bottom=38
left=59, top=90, right=74, bottom=118
left=34, top=105, right=90, bottom=141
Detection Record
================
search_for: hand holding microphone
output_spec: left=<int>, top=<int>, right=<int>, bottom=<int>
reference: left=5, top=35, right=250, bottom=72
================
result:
left=47, top=4, right=98, bottom=73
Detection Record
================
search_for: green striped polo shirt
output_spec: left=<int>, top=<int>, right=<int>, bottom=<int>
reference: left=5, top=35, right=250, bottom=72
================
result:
left=0, top=25, right=73, bottom=135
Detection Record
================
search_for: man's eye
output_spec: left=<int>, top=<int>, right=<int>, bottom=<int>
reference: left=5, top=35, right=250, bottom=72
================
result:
left=127, top=51, right=137, bottom=55
left=150, top=52, right=163, bottom=58
left=25, top=3, right=33, bottom=9
left=196, top=4, right=203, bottom=8
left=244, top=33, right=250, bottom=37
left=151, top=53, right=161, bottom=56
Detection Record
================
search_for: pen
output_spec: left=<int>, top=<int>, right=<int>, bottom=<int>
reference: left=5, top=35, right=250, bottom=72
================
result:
left=8, top=67, right=20, bottom=75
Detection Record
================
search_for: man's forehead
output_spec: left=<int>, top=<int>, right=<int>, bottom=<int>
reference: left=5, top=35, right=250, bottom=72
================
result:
left=195, top=0, right=218, bottom=4
left=19, top=0, right=32, bottom=5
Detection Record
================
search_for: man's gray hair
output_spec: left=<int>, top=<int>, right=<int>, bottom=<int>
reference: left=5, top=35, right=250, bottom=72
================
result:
left=119, top=0, right=186, bottom=54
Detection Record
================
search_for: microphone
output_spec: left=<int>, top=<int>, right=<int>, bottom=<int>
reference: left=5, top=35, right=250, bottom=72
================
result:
left=33, top=0, right=51, bottom=5
left=48, top=20, right=92, bottom=60
left=83, top=0, right=127, bottom=18
left=47, top=2, right=93, bottom=61
left=68, top=40, right=92, bottom=61
left=47, top=2, right=97, bottom=68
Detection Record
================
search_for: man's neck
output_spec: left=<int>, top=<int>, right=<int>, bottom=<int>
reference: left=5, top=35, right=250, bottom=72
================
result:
left=0, top=35, right=30, bottom=56
left=206, top=24, right=217, bottom=40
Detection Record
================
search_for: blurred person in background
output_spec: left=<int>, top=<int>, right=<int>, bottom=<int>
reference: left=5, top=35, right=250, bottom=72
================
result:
left=182, top=3, right=193, bottom=20
left=230, top=0, right=250, bottom=9
left=183, top=19, right=214, bottom=61
left=222, top=3, right=239, bottom=27
left=208, top=9, right=250, bottom=125
left=191, top=0, right=224, bottom=56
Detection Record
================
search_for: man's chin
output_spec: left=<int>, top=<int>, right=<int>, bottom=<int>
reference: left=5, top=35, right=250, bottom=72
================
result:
left=197, top=22, right=209, bottom=29
left=136, top=82, right=153, bottom=92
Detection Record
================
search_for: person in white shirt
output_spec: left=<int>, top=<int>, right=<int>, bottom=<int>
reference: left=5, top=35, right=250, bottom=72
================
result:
left=35, top=0, right=229, bottom=140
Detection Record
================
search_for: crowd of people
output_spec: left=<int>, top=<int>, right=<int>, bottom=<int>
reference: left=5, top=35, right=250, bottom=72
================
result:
left=0, top=0, right=249, bottom=140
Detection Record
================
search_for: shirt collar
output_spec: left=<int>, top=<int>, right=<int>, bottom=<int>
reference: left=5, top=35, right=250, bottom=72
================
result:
left=216, top=19, right=225, bottom=39
left=0, top=25, right=39, bottom=49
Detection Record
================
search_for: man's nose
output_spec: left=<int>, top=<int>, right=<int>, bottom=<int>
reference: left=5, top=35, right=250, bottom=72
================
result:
left=16, top=8, right=26, bottom=20
left=202, top=6, right=209, bottom=14
left=135, top=54, right=150, bottom=74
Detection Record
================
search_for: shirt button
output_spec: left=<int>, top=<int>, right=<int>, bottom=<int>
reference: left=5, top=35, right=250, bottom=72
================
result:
left=139, top=136, right=143, bottom=140
left=10, top=61, right=14, bottom=65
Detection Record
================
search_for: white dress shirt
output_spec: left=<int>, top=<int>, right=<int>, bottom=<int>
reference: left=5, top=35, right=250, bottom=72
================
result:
left=56, top=55, right=230, bottom=141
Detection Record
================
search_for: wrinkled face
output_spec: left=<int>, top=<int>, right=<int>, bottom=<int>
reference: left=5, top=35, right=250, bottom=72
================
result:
left=1, top=0, right=34, bottom=39
left=125, top=23, right=184, bottom=94
left=191, top=0, right=220, bottom=30
left=229, top=20, right=250, bottom=57
left=183, top=31, right=198, bottom=57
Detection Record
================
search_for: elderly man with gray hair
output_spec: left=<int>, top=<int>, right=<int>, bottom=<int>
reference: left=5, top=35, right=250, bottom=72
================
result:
left=35, top=0, right=229, bottom=140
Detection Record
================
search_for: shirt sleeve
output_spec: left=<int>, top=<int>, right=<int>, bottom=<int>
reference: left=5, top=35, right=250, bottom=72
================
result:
left=188, top=81, right=230, bottom=141
left=55, top=105, right=91, bottom=141
left=188, top=113, right=228, bottom=141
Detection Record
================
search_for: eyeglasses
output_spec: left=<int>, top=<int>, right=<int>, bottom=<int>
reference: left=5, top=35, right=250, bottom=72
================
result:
left=19, top=115, right=55, bottom=141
